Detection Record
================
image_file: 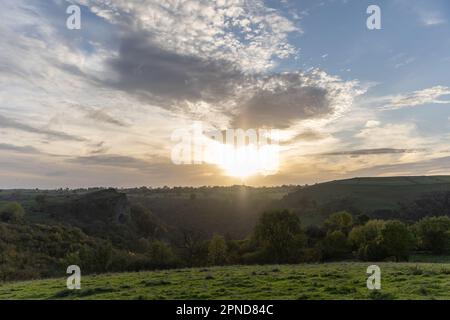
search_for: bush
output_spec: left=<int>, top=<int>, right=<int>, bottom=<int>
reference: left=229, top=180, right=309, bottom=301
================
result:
left=0, top=202, right=25, bottom=223
left=324, top=211, right=353, bottom=235
left=148, top=240, right=177, bottom=268
left=349, top=220, right=385, bottom=260
left=380, top=220, right=415, bottom=261
left=321, top=230, right=351, bottom=260
left=415, top=216, right=450, bottom=254
left=349, top=220, right=415, bottom=261
left=208, top=234, right=228, bottom=265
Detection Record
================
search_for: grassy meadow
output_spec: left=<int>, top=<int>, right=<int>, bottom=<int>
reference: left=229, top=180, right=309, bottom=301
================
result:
left=1, top=262, right=450, bottom=300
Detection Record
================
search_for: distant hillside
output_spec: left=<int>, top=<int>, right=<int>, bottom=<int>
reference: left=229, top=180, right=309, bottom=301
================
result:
left=281, top=176, right=450, bottom=224
left=126, top=185, right=296, bottom=238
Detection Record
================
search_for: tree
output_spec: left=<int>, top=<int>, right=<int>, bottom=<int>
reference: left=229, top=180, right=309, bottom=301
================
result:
left=415, top=216, right=450, bottom=254
left=178, top=229, right=208, bottom=267
left=380, top=220, right=415, bottom=261
left=349, top=220, right=385, bottom=260
left=349, top=219, right=415, bottom=261
left=355, top=213, right=370, bottom=226
left=254, top=210, right=305, bottom=263
left=0, top=202, right=25, bottom=223
left=208, top=234, right=228, bottom=265
left=148, top=240, right=176, bottom=268
left=321, top=230, right=350, bottom=260
left=34, top=194, right=47, bottom=212
left=130, top=204, right=157, bottom=238
left=324, top=211, right=354, bottom=235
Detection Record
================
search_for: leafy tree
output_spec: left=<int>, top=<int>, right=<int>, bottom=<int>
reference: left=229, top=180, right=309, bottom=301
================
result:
left=34, top=194, right=48, bottom=212
left=349, top=220, right=384, bottom=246
left=130, top=204, right=157, bottom=238
left=305, top=225, right=326, bottom=247
left=0, top=202, right=25, bottom=223
left=148, top=240, right=176, bottom=268
left=355, top=213, right=370, bottom=226
left=349, top=220, right=385, bottom=260
left=321, top=230, right=351, bottom=260
left=254, top=210, right=305, bottom=263
left=324, top=211, right=353, bottom=235
left=415, top=216, right=450, bottom=254
left=208, top=234, right=228, bottom=265
left=380, top=220, right=415, bottom=261
left=178, top=229, right=208, bottom=267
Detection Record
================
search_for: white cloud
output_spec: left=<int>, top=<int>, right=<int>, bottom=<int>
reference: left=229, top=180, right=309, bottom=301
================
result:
left=380, top=86, right=450, bottom=110
left=365, top=120, right=380, bottom=128
left=76, top=0, right=299, bottom=73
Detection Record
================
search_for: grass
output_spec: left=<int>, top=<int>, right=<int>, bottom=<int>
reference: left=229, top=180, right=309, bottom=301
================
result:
left=1, top=262, right=450, bottom=300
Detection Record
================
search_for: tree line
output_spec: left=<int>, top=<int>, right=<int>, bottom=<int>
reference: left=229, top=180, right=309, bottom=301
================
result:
left=1, top=200, right=450, bottom=281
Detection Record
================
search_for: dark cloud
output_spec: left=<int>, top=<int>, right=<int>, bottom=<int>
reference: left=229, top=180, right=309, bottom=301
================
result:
left=350, top=156, right=450, bottom=177
left=232, top=76, right=331, bottom=129
left=45, top=170, right=66, bottom=177
left=320, top=148, right=425, bottom=156
left=67, top=154, right=151, bottom=169
left=0, top=143, right=42, bottom=154
left=89, top=109, right=127, bottom=127
left=0, top=115, right=85, bottom=141
left=107, top=34, right=243, bottom=106
left=101, top=33, right=352, bottom=129
left=74, top=106, right=128, bottom=127
left=280, top=130, right=328, bottom=145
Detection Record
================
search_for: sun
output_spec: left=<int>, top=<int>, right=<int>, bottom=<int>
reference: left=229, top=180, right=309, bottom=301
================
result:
left=215, top=144, right=280, bottom=179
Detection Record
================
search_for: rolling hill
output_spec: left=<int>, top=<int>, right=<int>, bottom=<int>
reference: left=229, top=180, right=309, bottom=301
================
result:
left=281, top=176, right=450, bottom=224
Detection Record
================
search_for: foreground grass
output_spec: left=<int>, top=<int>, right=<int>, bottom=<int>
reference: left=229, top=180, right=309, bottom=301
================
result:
left=1, top=262, right=450, bottom=300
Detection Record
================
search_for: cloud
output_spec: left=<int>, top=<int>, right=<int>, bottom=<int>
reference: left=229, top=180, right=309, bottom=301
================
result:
left=365, top=120, right=380, bottom=128
left=281, top=129, right=328, bottom=145
left=319, top=148, right=424, bottom=156
left=350, top=156, right=450, bottom=177
left=67, top=154, right=151, bottom=169
left=231, top=70, right=363, bottom=128
left=107, top=34, right=243, bottom=106
left=75, top=106, right=128, bottom=127
left=417, top=10, right=446, bottom=26
left=0, top=115, right=85, bottom=141
left=96, top=16, right=362, bottom=130
left=380, top=86, right=450, bottom=110
left=0, top=143, right=42, bottom=154
left=76, top=0, right=298, bottom=73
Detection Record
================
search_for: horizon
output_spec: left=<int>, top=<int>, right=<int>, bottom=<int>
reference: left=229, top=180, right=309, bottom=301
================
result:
left=2, top=174, right=450, bottom=190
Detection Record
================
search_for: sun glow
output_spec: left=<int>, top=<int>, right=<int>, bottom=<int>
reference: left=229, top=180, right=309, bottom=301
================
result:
left=171, top=123, right=281, bottom=179
left=215, top=144, right=280, bottom=179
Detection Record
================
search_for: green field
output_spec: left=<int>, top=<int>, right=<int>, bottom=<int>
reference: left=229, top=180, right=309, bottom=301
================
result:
left=1, top=262, right=450, bottom=300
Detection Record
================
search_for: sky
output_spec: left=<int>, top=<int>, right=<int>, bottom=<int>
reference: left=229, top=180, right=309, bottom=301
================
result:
left=0, top=0, right=450, bottom=188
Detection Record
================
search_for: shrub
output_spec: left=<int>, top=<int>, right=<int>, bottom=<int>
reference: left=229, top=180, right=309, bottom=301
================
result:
left=324, top=211, right=353, bottom=235
left=415, top=216, right=450, bottom=254
left=321, top=230, right=351, bottom=260
left=0, top=202, right=25, bottom=223
left=380, top=220, right=415, bottom=261
left=208, top=234, right=228, bottom=265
